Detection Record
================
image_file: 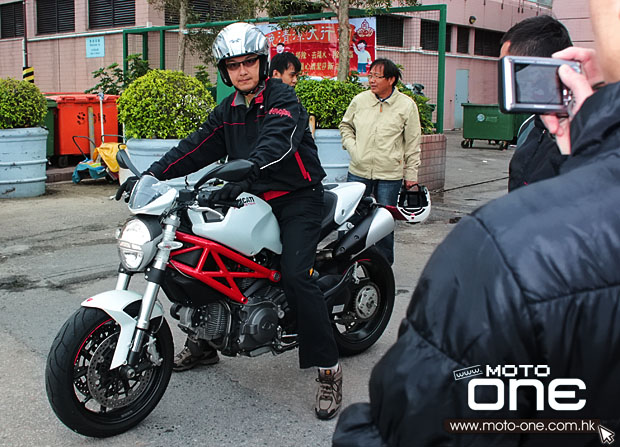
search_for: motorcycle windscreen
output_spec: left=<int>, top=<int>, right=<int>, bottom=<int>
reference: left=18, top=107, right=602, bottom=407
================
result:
left=129, top=176, right=177, bottom=213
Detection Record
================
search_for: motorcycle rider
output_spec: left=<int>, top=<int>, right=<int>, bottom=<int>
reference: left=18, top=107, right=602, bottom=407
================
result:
left=117, top=22, right=342, bottom=420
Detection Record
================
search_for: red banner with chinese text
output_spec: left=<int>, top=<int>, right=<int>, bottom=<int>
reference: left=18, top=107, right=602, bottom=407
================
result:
left=259, top=18, right=377, bottom=78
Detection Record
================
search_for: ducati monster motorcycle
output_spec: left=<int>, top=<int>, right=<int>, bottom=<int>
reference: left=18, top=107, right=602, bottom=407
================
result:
left=45, top=151, right=418, bottom=437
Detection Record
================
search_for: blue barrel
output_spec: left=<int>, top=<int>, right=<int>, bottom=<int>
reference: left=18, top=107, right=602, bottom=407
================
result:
left=0, top=127, right=48, bottom=198
left=315, top=129, right=350, bottom=183
left=125, top=138, right=216, bottom=189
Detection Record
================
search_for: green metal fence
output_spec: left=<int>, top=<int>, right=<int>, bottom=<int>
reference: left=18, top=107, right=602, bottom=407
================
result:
left=122, top=5, right=446, bottom=133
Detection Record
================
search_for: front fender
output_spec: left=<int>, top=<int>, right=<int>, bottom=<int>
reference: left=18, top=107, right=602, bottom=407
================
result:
left=81, top=290, right=164, bottom=370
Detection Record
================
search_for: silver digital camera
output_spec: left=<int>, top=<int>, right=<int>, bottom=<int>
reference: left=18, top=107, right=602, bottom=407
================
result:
left=499, top=56, right=581, bottom=115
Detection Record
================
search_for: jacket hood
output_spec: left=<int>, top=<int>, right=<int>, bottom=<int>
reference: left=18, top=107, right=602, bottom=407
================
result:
left=563, top=81, right=620, bottom=171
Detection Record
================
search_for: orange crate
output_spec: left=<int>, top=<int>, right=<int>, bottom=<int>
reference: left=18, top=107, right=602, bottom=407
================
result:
left=46, top=94, right=119, bottom=156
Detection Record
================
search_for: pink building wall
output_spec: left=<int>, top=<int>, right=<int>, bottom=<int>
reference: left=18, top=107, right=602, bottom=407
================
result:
left=0, top=0, right=216, bottom=92
left=1, top=0, right=588, bottom=131
left=553, top=1, right=594, bottom=48
left=416, top=0, right=551, bottom=129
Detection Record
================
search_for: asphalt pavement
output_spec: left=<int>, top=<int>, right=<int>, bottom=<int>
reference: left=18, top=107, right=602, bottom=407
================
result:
left=0, top=131, right=513, bottom=447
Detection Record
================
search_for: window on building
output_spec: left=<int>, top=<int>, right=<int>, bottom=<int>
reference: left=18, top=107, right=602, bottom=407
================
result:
left=526, top=0, right=552, bottom=6
left=1, top=2, right=24, bottom=38
left=377, top=15, right=404, bottom=47
left=456, top=26, right=469, bottom=54
left=474, top=28, right=503, bottom=57
left=165, top=0, right=231, bottom=25
left=420, top=19, right=450, bottom=52
left=89, top=0, right=135, bottom=29
left=37, top=0, right=75, bottom=35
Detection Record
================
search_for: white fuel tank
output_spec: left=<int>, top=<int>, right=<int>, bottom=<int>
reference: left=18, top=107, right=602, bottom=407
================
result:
left=187, top=193, right=282, bottom=256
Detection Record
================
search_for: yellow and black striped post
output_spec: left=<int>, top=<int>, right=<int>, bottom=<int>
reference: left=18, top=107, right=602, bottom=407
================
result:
left=23, top=66, right=34, bottom=83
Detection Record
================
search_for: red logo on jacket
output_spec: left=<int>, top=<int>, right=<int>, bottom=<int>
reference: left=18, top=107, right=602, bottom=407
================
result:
left=268, top=107, right=292, bottom=119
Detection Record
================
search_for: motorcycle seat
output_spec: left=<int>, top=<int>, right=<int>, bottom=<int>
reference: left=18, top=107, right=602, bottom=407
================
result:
left=320, top=190, right=339, bottom=240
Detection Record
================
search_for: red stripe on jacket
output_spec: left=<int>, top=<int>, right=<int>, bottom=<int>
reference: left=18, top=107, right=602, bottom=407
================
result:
left=294, top=152, right=312, bottom=182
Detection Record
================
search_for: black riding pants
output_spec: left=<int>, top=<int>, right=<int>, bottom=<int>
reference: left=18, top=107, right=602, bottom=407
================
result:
left=269, top=184, right=339, bottom=369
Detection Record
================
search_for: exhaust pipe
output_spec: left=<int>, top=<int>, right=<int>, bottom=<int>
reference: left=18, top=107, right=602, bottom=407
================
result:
left=332, top=207, right=394, bottom=260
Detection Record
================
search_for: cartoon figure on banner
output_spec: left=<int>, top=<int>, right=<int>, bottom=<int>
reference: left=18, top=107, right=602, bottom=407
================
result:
left=351, top=19, right=376, bottom=74
left=276, top=42, right=286, bottom=54
left=352, top=40, right=372, bottom=74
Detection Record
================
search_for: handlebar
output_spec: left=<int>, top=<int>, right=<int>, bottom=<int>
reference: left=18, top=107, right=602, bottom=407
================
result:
left=196, top=190, right=242, bottom=209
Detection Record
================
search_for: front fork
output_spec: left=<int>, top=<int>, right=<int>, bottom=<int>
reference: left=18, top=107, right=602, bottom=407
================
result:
left=119, top=213, right=180, bottom=367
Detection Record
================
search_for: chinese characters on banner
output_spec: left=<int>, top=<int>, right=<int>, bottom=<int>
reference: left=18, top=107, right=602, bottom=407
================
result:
left=259, top=18, right=376, bottom=78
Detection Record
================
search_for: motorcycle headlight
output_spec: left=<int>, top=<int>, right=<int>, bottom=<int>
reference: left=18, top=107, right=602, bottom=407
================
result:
left=117, top=217, right=162, bottom=271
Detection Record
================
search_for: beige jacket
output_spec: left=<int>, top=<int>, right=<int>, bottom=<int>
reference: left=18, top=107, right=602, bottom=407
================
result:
left=339, top=89, right=421, bottom=181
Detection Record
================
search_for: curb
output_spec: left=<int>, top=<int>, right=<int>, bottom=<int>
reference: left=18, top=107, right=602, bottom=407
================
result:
left=46, top=167, right=74, bottom=183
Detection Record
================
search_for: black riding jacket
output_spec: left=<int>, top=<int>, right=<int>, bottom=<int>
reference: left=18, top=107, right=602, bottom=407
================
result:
left=333, top=83, right=620, bottom=447
left=147, top=78, right=325, bottom=195
left=508, top=115, right=567, bottom=192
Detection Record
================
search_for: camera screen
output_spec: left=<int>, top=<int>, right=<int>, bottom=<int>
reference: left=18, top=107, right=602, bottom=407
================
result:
left=514, top=63, right=563, bottom=105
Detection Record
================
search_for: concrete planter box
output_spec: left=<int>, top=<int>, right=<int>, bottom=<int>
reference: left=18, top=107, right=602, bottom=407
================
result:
left=314, top=129, right=446, bottom=190
left=315, top=129, right=349, bottom=183
left=0, top=127, right=48, bottom=199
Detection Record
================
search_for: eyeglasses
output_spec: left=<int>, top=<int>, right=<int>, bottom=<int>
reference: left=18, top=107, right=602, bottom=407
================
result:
left=225, top=56, right=260, bottom=71
left=367, top=73, right=386, bottom=80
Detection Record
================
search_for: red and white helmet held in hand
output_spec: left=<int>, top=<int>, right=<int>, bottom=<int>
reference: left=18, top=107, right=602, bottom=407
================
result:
left=386, top=184, right=431, bottom=224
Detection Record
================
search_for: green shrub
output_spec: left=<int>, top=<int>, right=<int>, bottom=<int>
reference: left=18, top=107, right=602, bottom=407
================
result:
left=85, top=53, right=151, bottom=95
left=295, top=79, right=365, bottom=129
left=397, top=82, right=435, bottom=135
left=296, top=78, right=435, bottom=134
left=117, top=70, right=216, bottom=139
left=0, top=78, right=47, bottom=129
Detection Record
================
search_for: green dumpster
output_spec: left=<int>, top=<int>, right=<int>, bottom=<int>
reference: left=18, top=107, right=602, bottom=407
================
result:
left=461, top=103, right=529, bottom=149
left=44, top=99, right=57, bottom=157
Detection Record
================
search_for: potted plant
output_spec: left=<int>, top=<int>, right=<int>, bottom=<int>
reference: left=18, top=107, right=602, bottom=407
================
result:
left=116, top=69, right=217, bottom=187
left=0, top=78, right=48, bottom=198
left=295, top=78, right=365, bottom=182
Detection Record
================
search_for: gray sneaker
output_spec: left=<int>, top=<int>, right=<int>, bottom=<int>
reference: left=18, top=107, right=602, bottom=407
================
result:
left=173, top=345, right=219, bottom=372
left=315, top=365, right=343, bottom=420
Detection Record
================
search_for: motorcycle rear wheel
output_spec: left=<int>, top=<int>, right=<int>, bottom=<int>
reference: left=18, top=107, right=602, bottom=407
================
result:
left=45, top=307, right=173, bottom=437
left=333, top=247, right=395, bottom=356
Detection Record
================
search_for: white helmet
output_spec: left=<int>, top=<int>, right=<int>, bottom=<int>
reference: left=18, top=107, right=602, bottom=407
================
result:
left=389, top=184, right=431, bottom=224
left=212, top=22, right=269, bottom=87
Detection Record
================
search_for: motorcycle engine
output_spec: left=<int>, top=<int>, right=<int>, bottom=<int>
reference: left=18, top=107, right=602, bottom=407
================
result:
left=236, top=294, right=279, bottom=351
left=172, top=284, right=286, bottom=355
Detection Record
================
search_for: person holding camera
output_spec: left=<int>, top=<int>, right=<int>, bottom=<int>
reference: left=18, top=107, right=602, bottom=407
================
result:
left=333, top=1, right=620, bottom=445
left=500, top=15, right=573, bottom=191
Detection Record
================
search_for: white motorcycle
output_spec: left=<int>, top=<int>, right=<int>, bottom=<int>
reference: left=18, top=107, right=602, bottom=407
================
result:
left=45, top=151, right=426, bottom=437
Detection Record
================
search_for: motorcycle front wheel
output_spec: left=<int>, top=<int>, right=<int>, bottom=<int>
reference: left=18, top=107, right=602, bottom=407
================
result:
left=45, top=307, right=174, bottom=438
left=333, top=247, right=395, bottom=356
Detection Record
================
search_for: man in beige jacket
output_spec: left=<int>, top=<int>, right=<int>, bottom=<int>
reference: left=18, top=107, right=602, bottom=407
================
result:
left=339, top=58, right=421, bottom=264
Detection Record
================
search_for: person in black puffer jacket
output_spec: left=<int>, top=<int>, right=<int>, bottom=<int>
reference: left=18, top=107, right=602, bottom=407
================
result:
left=333, top=6, right=620, bottom=445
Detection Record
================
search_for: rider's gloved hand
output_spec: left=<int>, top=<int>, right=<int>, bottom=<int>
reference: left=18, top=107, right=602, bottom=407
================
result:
left=209, top=180, right=250, bottom=202
left=115, top=176, right=140, bottom=202
left=208, top=161, right=260, bottom=203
